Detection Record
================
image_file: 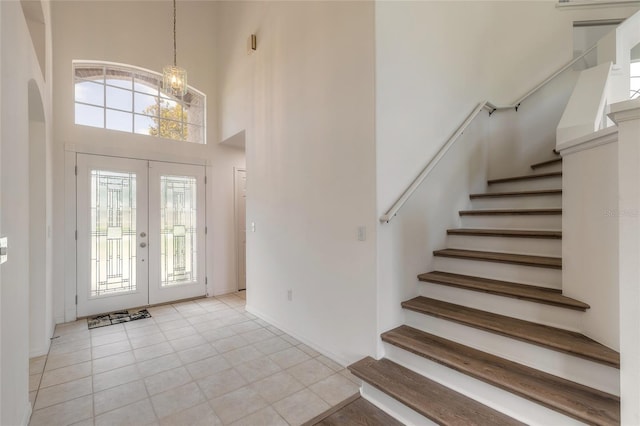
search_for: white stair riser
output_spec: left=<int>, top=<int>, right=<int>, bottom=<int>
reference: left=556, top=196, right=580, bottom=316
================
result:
left=384, top=344, right=587, bottom=426
left=447, top=234, right=561, bottom=257
left=403, top=311, right=619, bottom=395
left=487, top=176, right=562, bottom=192
left=361, top=383, right=438, bottom=426
left=433, top=256, right=561, bottom=288
left=532, top=162, right=563, bottom=173
left=471, top=194, right=562, bottom=209
left=460, top=214, right=561, bottom=230
left=417, top=282, right=581, bottom=330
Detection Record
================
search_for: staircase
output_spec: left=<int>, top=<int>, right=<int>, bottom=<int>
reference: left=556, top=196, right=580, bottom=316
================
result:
left=350, top=155, right=621, bottom=425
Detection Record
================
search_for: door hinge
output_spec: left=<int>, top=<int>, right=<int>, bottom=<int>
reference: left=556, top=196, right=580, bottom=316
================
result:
left=204, top=176, right=207, bottom=184
left=205, top=277, right=208, bottom=285
left=75, top=165, right=78, bottom=176
left=205, top=226, right=208, bottom=235
left=75, top=295, right=78, bottom=305
left=75, top=230, right=78, bottom=241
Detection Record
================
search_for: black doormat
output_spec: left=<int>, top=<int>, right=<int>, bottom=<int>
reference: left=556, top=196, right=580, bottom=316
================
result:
left=87, top=309, right=151, bottom=329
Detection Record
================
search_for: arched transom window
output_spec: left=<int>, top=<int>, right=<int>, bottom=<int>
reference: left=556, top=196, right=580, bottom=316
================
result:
left=74, top=61, right=206, bottom=144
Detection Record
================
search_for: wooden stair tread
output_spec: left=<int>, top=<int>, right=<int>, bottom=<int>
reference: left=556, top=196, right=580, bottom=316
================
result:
left=459, top=208, right=561, bottom=216
left=382, top=326, right=620, bottom=425
left=531, top=158, right=563, bottom=170
left=348, top=357, right=525, bottom=426
left=312, top=397, right=403, bottom=426
left=418, top=271, right=588, bottom=310
left=434, top=248, right=562, bottom=269
left=470, top=189, right=562, bottom=199
left=488, top=171, right=562, bottom=185
left=402, top=297, right=618, bottom=367
left=447, top=228, right=562, bottom=239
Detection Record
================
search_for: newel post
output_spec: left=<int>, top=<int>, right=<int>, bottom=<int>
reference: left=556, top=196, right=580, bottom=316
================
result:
left=609, top=98, right=640, bottom=425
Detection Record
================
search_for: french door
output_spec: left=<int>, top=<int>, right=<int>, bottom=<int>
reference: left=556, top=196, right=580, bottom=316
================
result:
left=76, top=154, right=206, bottom=317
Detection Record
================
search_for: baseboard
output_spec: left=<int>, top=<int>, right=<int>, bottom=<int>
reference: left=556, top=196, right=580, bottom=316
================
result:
left=245, top=303, right=350, bottom=367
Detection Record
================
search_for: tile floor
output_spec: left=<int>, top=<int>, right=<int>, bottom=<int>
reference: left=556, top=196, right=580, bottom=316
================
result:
left=28, top=293, right=361, bottom=426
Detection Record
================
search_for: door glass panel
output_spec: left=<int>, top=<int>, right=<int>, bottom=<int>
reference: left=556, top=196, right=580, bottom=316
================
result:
left=91, top=170, right=137, bottom=297
left=160, top=175, right=197, bottom=287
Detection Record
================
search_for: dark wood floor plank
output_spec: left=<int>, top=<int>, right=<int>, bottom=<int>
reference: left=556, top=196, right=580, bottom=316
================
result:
left=402, top=297, right=617, bottom=367
left=433, top=248, right=562, bottom=269
left=382, top=326, right=620, bottom=426
left=447, top=228, right=561, bottom=239
left=313, top=397, right=404, bottom=426
left=470, top=189, right=562, bottom=199
left=531, top=158, right=562, bottom=170
left=488, top=171, right=562, bottom=185
left=348, top=357, right=525, bottom=426
left=418, top=271, right=588, bottom=310
left=459, top=208, right=562, bottom=216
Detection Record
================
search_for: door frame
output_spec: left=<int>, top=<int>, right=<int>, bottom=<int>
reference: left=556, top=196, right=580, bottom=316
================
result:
left=234, top=167, right=246, bottom=292
left=65, top=146, right=209, bottom=321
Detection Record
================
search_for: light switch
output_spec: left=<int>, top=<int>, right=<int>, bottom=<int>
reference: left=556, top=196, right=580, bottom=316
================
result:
left=251, top=222, right=256, bottom=232
left=357, top=226, right=367, bottom=242
left=0, top=237, right=7, bottom=265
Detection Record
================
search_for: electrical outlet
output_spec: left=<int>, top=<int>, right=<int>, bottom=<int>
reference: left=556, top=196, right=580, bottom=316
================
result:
left=357, top=226, right=367, bottom=241
left=251, top=222, right=256, bottom=232
left=287, top=289, right=293, bottom=301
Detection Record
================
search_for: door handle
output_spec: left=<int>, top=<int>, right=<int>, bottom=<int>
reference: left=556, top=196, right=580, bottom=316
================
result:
left=140, top=242, right=147, bottom=248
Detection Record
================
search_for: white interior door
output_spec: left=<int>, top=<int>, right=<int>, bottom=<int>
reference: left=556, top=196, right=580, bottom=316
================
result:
left=77, top=155, right=206, bottom=316
left=77, top=154, right=149, bottom=317
left=148, top=161, right=206, bottom=305
left=235, top=168, right=246, bottom=291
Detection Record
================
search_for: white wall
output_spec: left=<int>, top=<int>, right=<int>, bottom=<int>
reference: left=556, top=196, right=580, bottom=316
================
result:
left=216, top=1, right=378, bottom=366
left=375, top=1, right=640, bottom=347
left=51, top=1, right=246, bottom=323
left=1, top=0, right=53, bottom=423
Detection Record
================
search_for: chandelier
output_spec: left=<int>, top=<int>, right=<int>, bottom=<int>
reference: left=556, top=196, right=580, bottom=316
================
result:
left=163, top=0, right=187, bottom=97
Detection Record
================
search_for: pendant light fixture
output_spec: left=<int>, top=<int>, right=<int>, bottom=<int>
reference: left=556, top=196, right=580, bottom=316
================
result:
left=163, top=0, right=187, bottom=97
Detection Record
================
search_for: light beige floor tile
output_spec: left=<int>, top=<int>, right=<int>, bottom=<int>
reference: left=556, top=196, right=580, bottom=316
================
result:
left=309, top=373, right=359, bottom=406
left=252, top=336, right=292, bottom=356
left=91, top=331, right=128, bottom=347
left=222, top=345, right=263, bottom=366
left=273, top=388, right=330, bottom=425
left=339, top=368, right=362, bottom=385
left=94, top=379, right=148, bottom=415
left=45, top=348, right=92, bottom=371
left=41, top=361, right=92, bottom=388
left=243, top=312, right=257, bottom=320
left=150, top=382, right=205, bottom=419
left=269, top=346, right=310, bottom=369
left=152, top=313, right=183, bottom=324
left=29, top=391, right=37, bottom=405
left=93, top=351, right=136, bottom=375
left=93, top=364, right=141, bottom=392
left=264, top=325, right=284, bottom=336
left=70, top=418, right=95, bottom=426
left=253, top=318, right=270, bottom=327
left=197, top=367, right=247, bottom=400
left=210, top=334, right=250, bottom=353
left=240, top=328, right=276, bottom=344
left=54, top=320, right=88, bottom=336
left=192, top=318, right=226, bottom=334
left=287, top=358, right=334, bottom=386
left=185, top=313, right=210, bottom=326
left=185, top=355, right=231, bottom=380
left=129, top=332, right=167, bottom=350
left=209, top=386, right=269, bottom=424
left=144, top=366, right=192, bottom=396
left=29, top=373, right=42, bottom=392
left=125, top=324, right=161, bottom=339
left=297, top=344, right=320, bottom=357
left=229, top=321, right=262, bottom=334
left=169, top=333, right=207, bottom=352
left=92, top=340, right=132, bottom=360
left=177, top=343, right=217, bottom=364
left=158, top=402, right=222, bottom=426
left=230, top=406, right=288, bottom=426
left=90, top=323, right=125, bottom=337
left=29, top=356, right=48, bottom=375
left=94, top=398, right=156, bottom=426
left=29, top=395, right=93, bottom=426
left=35, top=376, right=93, bottom=409
left=123, top=317, right=156, bottom=330
left=161, top=324, right=196, bottom=339
left=49, top=337, right=91, bottom=356
left=315, top=355, right=343, bottom=372
left=137, top=353, right=182, bottom=378
left=133, top=342, right=174, bottom=362
left=281, top=334, right=301, bottom=346
left=219, top=314, right=250, bottom=327
left=199, top=327, right=235, bottom=343
left=250, top=371, right=305, bottom=404
left=235, top=357, right=282, bottom=383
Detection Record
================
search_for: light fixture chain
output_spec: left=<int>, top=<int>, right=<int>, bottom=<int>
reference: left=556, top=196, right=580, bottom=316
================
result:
left=173, top=0, right=177, bottom=66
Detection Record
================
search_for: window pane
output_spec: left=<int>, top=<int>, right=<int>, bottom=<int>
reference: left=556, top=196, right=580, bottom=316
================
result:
left=75, top=80, right=104, bottom=106
left=159, top=119, right=187, bottom=141
left=75, top=66, right=104, bottom=81
left=106, top=86, right=132, bottom=111
left=134, top=114, right=156, bottom=136
left=134, top=92, right=158, bottom=115
left=186, top=124, right=204, bottom=144
left=134, top=79, right=159, bottom=95
left=75, top=103, right=104, bottom=128
left=106, top=77, right=132, bottom=90
left=106, top=109, right=133, bottom=132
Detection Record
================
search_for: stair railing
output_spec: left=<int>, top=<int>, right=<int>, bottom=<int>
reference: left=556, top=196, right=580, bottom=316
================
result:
left=380, top=44, right=597, bottom=224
